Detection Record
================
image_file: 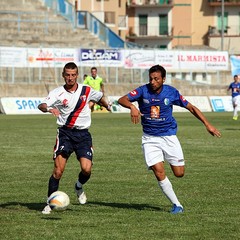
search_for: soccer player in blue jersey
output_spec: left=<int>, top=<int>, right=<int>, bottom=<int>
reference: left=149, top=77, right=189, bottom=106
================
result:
left=227, top=75, right=240, bottom=120
left=118, top=64, right=221, bottom=214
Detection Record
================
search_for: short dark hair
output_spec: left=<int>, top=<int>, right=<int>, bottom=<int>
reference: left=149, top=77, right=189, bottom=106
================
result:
left=63, top=62, right=78, bottom=74
left=234, top=75, right=238, bottom=78
left=149, top=65, right=166, bottom=79
left=91, top=67, right=97, bottom=71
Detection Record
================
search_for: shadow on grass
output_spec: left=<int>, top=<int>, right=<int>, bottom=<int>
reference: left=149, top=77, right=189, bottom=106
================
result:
left=79, top=201, right=163, bottom=212
left=0, top=202, right=71, bottom=219
left=225, top=128, right=240, bottom=131
left=0, top=201, right=164, bottom=212
left=0, top=202, right=45, bottom=211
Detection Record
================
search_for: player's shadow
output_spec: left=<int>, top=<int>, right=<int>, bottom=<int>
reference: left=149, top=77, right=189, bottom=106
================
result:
left=0, top=201, right=164, bottom=213
left=81, top=201, right=164, bottom=212
left=0, top=202, right=71, bottom=219
left=225, top=128, right=240, bottom=131
left=0, top=201, right=44, bottom=211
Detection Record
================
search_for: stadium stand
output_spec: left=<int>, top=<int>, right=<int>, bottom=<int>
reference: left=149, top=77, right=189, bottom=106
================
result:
left=0, top=0, right=106, bottom=48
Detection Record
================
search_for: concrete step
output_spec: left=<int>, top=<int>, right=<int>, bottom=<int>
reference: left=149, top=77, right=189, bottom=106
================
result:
left=0, top=0, right=105, bottom=49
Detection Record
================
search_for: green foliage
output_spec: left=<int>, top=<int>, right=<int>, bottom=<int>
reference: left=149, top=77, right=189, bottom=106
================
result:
left=0, top=112, right=239, bottom=240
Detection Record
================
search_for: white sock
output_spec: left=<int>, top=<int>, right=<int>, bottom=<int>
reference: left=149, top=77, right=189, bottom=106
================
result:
left=234, top=107, right=238, bottom=117
left=158, top=177, right=182, bottom=207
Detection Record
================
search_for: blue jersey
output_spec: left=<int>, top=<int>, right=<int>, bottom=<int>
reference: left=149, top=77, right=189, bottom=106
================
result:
left=228, top=82, right=240, bottom=98
left=127, top=84, right=189, bottom=136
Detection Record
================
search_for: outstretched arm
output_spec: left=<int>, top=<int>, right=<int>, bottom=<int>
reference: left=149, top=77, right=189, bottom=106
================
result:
left=38, top=103, right=60, bottom=117
left=186, top=102, right=221, bottom=137
left=118, top=95, right=141, bottom=124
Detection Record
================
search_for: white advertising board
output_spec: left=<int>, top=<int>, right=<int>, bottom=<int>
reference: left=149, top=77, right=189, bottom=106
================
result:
left=209, top=96, right=233, bottom=112
left=27, top=48, right=78, bottom=68
left=173, top=96, right=212, bottom=112
left=0, top=47, right=27, bottom=67
left=124, top=50, right=229, bottom=70
left=0, top=46, right=229, bottom=71
left=1, top=96, right=231, bottom=115
left=108, top=96, right=212, bottom=113
left=0, top=97, right=44, bottom=114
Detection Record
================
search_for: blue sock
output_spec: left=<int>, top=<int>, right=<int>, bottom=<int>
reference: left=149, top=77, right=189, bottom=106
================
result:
left=48, top=175, right=59, bottom=197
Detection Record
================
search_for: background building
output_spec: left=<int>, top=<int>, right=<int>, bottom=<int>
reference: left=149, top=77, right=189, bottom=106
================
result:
left=59, top=0, right=240, bottom=53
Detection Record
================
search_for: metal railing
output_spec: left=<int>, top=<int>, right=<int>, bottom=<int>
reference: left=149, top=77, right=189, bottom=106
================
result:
left=39, top=0, right=130, bottom=49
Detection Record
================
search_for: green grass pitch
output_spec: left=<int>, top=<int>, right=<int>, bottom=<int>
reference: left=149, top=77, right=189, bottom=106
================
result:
left=0, top=112, right=239, bottom=240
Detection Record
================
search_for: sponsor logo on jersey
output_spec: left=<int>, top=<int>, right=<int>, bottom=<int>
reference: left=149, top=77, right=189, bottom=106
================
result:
left=130, top=90, right=138, bottom=96
left=143, top=99, right=150, bottom=104
left=152, top=99, right=160, bottom=102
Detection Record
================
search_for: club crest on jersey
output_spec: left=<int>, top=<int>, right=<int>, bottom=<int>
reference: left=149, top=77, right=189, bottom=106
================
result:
left=180, top=95, right=187, bottom=102
left=164, top=98, right=169, bottom=105
left=80, top=95, right=87, bottom=102
left=130, top=90, right=138, bottom=96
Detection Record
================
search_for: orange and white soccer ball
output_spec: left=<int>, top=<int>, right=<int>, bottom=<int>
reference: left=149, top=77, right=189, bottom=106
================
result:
left=48, top=191, right=70, bottom=211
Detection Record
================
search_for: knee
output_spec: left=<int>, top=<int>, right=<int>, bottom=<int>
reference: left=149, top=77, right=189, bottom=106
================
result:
left=82, top=169, right=91, bottom=176
left=54, top=168, right=64, bottom=179
left=81, top=163, right=92, bottom=176
left=174, top=171, right=184, bottom=178
left=171, top=165, right=184, bottom=178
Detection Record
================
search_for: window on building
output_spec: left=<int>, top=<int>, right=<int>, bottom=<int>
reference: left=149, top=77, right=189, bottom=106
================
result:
left=217, top=12, right=228, bottom=33
left=159, top=14, right=168, bottom=35
left=118, top=15, right=127, bottom=28
left=105, top=12, right=115, bottom=24
left=139, top=15, right=148, bottom=35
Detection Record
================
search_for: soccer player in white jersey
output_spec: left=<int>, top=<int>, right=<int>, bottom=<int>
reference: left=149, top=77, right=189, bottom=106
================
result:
left=38, top=62, right=111, bottom=214
left=118, top=65, right=221, bottom=214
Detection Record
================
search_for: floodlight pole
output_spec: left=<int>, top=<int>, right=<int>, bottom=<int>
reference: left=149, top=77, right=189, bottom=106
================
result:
left=221, top=0, right=224, bottom=51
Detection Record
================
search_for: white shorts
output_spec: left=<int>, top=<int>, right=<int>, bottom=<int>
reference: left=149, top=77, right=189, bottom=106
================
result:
left=142, top=134, right=185, bottom=168
left=232, top=95, right=240, bottom=105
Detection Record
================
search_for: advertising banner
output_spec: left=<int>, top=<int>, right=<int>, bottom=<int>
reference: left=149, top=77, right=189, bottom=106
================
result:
left=124, top=50, right=229, bottom=70
left=0, top=46, right=229, bottom=71
left=79, top=48, right=123, bottom=67
left=0, top=47, right=27, bottom=67
left=209, top=96, right=233, bottom=112
left=230, top=55, right=240, bottom=76
left=108, top=96, right=212, bottom=113
left=27, top=48, right=78, bottom=68
left=0, top=97, right=44, bottom=114
left=173, top=96, right=212, bottom=112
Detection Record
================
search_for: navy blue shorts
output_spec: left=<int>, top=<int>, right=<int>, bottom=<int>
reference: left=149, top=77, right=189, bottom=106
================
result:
left=53, top=127, right=93, bottom=161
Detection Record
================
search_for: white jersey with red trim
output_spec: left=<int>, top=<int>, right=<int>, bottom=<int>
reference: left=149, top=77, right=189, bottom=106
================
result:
left=42, top=83, right=103, bottom=129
